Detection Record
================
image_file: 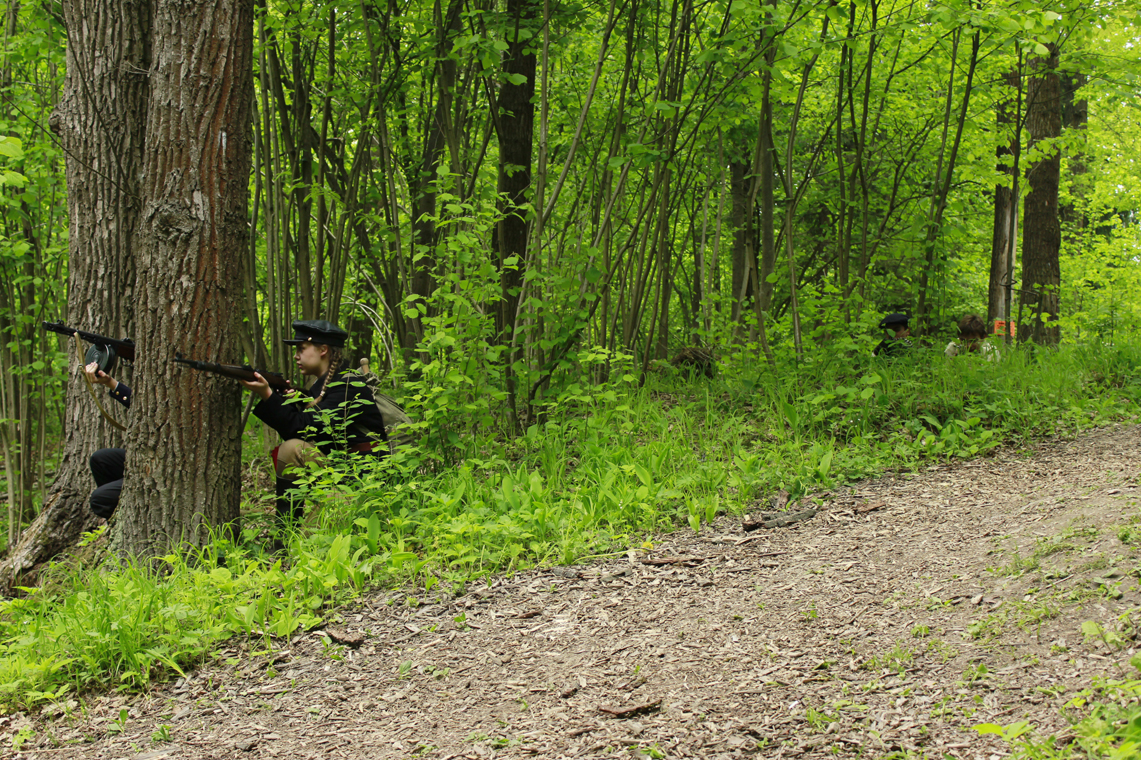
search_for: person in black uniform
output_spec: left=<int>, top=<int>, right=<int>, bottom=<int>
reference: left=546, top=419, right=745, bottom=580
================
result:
left=240, top=319, right=387, bottom=527
left=83, top=361, right=132, bottom=519
left=873, top=312, right=913, bottom=357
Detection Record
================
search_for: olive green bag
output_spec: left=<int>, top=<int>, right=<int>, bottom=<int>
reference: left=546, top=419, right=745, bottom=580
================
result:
left=355, top=359, right=416, bottom=453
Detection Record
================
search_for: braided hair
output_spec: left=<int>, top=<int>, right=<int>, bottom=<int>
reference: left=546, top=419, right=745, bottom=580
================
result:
left=306, top=347, right=343, bottom=408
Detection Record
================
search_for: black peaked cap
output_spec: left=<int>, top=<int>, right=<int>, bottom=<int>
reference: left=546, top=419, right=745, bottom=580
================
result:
left=283, top=319, right=349, bottom=348
left=878, top=312, right=909, bottom=330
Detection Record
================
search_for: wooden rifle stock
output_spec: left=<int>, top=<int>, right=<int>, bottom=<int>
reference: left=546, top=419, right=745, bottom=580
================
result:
left=172, top=356, right=291, bottom=389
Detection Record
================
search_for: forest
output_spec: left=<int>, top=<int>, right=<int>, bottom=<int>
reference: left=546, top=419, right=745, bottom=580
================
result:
left=0, top=0, right=1138, bottom=730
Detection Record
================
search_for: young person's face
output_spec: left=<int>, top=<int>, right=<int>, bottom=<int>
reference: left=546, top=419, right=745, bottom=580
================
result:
left=294, top=341, right=330, bottom=376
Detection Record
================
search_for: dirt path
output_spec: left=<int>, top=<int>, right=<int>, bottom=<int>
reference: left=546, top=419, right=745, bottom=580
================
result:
left=11, top=424, right=1141, bottom=760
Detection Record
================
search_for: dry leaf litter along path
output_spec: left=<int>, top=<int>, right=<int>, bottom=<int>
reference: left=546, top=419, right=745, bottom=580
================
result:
left=10, top=423, right=1141, bottom=760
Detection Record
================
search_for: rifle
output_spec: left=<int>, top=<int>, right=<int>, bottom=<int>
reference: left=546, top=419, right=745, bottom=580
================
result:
left=43, top=321, right=135, bottom=371
left=43, top=321, right=135, bottom=429
left=43, top=321, right=136, bottom=360
left=172, top=355, right=292, bottom=390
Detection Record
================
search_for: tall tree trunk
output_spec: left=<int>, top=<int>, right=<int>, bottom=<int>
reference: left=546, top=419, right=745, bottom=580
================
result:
left=834, top=1, right=856, bottom=304
left=290, top=26, right=316, bottom=320
left=728, top=159, right=750, bottom=328
left=494, top=0, right=536, bottom=344
left=1059, top=71, right=1088, bottom=242
left=493, top=0, right=536, bottom=430
left=0, top=3, right=37, bottom=543
left=754, top=11, right=777, bottom=367
left=116, top=0, right=253, bottom=557
left=757, top=20, right=777, bottom=317
left=780, top=12, right=835, bottom=359
left=1020, top=44, right=1061, bottom=346
left=988, top=70, right=1019, bottom=327
left=850, top=0, right=879, bottom=307
left=0, top=0, right=150, bottom=591
left=408, top=0, right=463, bottom=344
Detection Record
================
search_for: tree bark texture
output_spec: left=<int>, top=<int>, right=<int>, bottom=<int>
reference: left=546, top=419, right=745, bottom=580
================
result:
left=1059, top=72, right=1088, bottom=236
left=494, top=0, right=537, bottom=344
left=1021, top=45, right=1061, bottom=346
left=116, top=0, right=253, bottom=557
left=0, top=0, right=150, bottom=592
left=988, top=70, right=1019, bottom=327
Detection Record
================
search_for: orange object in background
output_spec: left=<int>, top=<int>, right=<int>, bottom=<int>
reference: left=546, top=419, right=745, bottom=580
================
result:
left=993, top=319, right=1016, bottom=337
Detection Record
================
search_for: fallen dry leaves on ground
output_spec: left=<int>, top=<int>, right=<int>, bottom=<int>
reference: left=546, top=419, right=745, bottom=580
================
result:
left=10, top=423, right=1141, bottom=760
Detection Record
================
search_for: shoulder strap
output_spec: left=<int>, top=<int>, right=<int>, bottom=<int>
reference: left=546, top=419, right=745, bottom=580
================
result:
left=75, top=333, right=126, bottom=432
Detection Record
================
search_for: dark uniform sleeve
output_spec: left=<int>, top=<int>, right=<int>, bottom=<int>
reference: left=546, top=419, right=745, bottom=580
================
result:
left=109, top=382, right=131, bottom=409
left=873, top=338, right=911, bottom=358
left=253, top=373, right=387, bottom=453
left=253, top=386, right=325, bottom=444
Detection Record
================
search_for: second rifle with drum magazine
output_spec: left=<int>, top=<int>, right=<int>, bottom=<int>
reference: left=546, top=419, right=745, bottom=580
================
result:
left=43, top=321, right=136, bottom=371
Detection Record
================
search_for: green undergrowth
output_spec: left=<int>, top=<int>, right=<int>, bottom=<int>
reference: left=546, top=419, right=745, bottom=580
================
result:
left=0, top=528, right=396, bottom=710
left=973, top=514, right=1141, bottom=758
left=2, top=339, right=1141, bottom=713
left=977, top=659, right=1141, bottom=759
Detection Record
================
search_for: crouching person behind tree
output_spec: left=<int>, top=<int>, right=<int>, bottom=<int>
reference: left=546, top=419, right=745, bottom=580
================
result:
left=83, top=359, right=132, bottom=519
left=240, top=320, right=388, bottom=543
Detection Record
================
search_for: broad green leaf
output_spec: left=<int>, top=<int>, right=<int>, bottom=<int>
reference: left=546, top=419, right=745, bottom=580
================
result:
left=0, top=136, right=23, bottom=159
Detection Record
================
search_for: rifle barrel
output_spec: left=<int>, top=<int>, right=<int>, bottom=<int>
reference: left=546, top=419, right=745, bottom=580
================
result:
left=172, top=357, right=291, bottom=389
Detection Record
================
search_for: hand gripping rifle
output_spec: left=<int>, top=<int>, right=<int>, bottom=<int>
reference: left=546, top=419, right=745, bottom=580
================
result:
left=43, top=321, right=136, bottom=431
left=172, top=354, right=292, bottom=390
left=43, top=321, right=135, bottom=372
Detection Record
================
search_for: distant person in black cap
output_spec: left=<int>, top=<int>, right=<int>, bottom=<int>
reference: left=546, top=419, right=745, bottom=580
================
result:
left=873, top=312, right=913, bottom=357
left=240, top=319, right=388, bottom=534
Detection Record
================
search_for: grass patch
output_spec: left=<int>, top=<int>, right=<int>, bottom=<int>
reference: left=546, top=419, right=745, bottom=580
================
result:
left=990, top=554, right=1042, bottom=578
left=0, top=531, right=395, bottom=710
left=978, top=659, right=1141, bottom=758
